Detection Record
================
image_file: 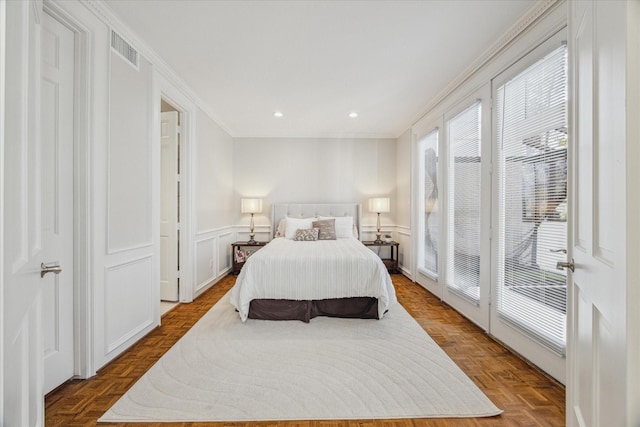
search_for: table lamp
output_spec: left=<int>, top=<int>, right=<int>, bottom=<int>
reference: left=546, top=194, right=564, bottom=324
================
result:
left=368, top=197, right=390, bottom=244
left=241, top=198, right=262, bottom=244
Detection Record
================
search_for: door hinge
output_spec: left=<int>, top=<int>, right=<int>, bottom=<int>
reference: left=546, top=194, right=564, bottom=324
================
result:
left=176, top=125, right=182, bottom=134
left=176, top=270, right=181, bottom=279
left=176, top=223, right=180, bottom=231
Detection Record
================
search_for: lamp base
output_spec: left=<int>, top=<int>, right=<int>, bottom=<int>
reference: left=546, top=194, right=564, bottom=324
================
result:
left=374, top=232, right=383, bottom=244
left=247, top=213, right=257, bottom=244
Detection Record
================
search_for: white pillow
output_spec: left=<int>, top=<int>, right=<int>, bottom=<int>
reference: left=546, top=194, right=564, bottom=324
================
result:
left=318, top=216, right=354, bottom=239
left=284, top=217, right=315, bottom=240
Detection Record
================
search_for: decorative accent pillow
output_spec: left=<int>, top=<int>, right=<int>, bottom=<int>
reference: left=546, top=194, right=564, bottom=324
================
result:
left=284, top=217, right=315, bottom=240
left=318, top=216, right=354, bottom=239
left=274, top=218, right=286, bottom=238
left=312, top=219, right=336, bottom=240
left=293, top=227, right=319, bottom=241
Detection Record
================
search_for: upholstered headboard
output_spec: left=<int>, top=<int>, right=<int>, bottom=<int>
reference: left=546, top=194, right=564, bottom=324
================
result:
left=272, top=203, right=362, bottom=239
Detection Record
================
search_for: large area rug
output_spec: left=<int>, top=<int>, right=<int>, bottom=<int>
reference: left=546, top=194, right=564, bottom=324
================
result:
left=99, top=293, right=502, bottom=422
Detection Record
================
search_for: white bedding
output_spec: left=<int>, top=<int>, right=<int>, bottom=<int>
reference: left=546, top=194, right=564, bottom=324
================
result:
left=230, top=237, right=397, bottom=322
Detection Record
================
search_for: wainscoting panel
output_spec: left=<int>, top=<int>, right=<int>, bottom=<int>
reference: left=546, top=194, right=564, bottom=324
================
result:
left=396, top=227, right=412, bottom=277
left=217, top=232, right=234, bottom=276
left=104, top=255, right=154, bottom=353
left=193, top=227, right=235, bottom=297
left=195, top=237, right=215, bottom=293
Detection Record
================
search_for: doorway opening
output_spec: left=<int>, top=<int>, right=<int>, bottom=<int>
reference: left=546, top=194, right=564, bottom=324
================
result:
left=160, top=98, right=181, bottom=314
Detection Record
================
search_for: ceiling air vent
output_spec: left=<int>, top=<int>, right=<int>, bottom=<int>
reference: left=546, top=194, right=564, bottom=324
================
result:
left=111, top=30, right=139, bottom=69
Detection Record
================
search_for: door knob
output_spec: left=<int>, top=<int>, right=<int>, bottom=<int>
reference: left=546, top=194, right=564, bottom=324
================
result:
left=41, top=262, right=62, bottom=278
left=556, top=259, right=575, bottom=273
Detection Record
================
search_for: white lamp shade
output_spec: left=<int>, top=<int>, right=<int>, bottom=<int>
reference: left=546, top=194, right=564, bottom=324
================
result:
left=241, top=198, right=263, bottom=214
left=368, top=197, right=390, bottom=213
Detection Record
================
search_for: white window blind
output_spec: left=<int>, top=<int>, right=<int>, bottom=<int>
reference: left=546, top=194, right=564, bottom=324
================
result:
left=446, top=101, right=481, bottom=302
left=419, top=129, right=439, bottom=275
left=495, top=44, right=568, bottom=354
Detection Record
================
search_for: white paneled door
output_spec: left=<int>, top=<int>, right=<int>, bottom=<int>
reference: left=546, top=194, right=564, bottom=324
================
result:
left=160, top=111, right=179, bottom=301
left=3, top=1, right=47, bottom=424
left=491, top=32, right=568, bottom=383
left=441, top=87, right=491, bottom=331
left=567, top=1, right=630, bottom=425
left=41, top=10, right=75, bottom=394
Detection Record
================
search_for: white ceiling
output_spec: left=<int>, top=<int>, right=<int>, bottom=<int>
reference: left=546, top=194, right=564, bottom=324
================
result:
left=102, top=0, right=535, bottom=139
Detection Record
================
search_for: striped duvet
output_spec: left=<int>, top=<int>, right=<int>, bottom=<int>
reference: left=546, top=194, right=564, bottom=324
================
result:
left=230, top=237, right=397, bottom=322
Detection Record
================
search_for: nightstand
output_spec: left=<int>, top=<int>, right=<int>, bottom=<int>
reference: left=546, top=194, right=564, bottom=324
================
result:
left=231, top=241, right=267, bottom=274
left=362, top=240, right=399, bottom=273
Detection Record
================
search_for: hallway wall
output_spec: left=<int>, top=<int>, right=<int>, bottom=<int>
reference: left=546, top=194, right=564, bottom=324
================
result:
left=48, top=0, right=236, bottom=371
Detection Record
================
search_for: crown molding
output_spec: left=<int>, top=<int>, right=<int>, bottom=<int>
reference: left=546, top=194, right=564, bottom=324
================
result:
left=405, top=0, right=563, bottom=135
left=81, top=0, right=236, bottom=137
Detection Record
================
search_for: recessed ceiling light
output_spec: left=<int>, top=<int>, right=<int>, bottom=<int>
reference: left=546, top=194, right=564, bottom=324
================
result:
left=348, top=112, right=358, bottom=118
left=273, top=111, right=284, bottom=118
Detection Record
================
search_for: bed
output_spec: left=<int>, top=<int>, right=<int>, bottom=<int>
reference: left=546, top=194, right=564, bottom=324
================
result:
left=229, top=203, right=397, bottom=322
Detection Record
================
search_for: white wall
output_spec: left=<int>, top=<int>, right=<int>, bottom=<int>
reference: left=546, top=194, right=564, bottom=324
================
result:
left=193, top=108, right=235, bottom=296
left=108, top=53, right=152, bottom=252
left=196, top=109, right=234, bottom=232
left=43, top=0, right=237, bottom=373
left=233, top=137, right=397, bottom=242
left=98, top=50, right=156, bottom=368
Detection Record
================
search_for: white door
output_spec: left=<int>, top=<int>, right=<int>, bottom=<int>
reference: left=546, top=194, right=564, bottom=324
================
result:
left=41, top=11, right=75, bottom=394
left=160, top=111, right=179, bottom=301
left=2, top=1, right=46, bottom=424
left=490, top=31, right=568, bottom=383
left=441, top=88, right=492, bottom=330
left=567, top=1, right=630, bottom=425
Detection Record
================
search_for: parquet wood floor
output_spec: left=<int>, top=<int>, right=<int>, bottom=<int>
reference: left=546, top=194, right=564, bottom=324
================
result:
left=45, top=274, right=565, bottom=427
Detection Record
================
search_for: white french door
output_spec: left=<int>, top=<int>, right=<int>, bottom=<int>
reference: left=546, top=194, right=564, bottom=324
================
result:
left=413, top=87, right=492, bottom=330
left=567, top=1, right=636, bottom=424
left=160, top=110, right=179, bottom=302
left=440, top=88, right=492, bottom=329
left=491, top=30, right=568, bottom=383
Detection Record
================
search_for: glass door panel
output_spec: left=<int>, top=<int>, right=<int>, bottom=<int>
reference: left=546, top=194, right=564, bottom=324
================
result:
left=446, top=101, right=482, bottom=302
left=494, top=42, right=568, bottom=355
left=417, top=129, right=439, bottom=277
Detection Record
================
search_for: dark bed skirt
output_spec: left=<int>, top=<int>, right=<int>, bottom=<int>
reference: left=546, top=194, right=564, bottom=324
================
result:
left=248, top=297, right=379, bottom=323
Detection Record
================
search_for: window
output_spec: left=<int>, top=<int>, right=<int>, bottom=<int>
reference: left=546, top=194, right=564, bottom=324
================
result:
left=495, top=44, right=568, bottom=353
left=446, top=101, right=482, bottom=302
left=418, top=129, right=439, bottom=276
